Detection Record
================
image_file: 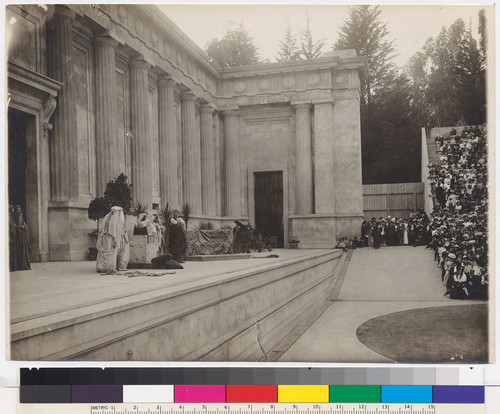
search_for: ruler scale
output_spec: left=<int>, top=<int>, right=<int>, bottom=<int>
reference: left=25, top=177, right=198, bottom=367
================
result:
left=16, top=403, right=484, bottom=414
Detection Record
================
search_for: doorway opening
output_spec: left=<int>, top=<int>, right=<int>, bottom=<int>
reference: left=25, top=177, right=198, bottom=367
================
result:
left=254, top=171, right=284, bottom=248
left=8, top=107, right=32, bottom=218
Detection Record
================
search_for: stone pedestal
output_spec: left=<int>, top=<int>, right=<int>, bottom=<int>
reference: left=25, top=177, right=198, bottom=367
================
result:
left=130, top=58, right=152, bottom=207
left=129, top=234, right=159, bottom=264
left=223, top=108, right=241, bottom=217
left=158, top=77, right=179, bottom=208
left=181, top=92, right=202, bottom=213
left=94, top=34, right=119, bottom=196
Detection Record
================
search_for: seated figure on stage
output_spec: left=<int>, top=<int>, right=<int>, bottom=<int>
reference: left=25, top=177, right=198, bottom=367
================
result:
left=10, top=205, right=31, bottom=271
left=169, top=209, right=187, bottom=263
left=96, top=206, right=130, bottom=274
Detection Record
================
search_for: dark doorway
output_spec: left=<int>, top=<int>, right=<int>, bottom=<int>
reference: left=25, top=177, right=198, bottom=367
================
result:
left=8, top=108, right=32, bottom=218
left=254, top=171, right=284, bottom=248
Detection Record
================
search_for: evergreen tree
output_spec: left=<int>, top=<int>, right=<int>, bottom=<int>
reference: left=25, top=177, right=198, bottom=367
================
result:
left=407, top=18, right=486, bottom=126
left=275, top=23, right=300, bottom=62
left=299, top=11, right=326, bottom=60
left=334, top=5, right=397, bottom=107
left=205, top=23, right=260, bottom=68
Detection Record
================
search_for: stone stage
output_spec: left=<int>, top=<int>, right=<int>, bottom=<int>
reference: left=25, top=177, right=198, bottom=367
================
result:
left=9, top=249, right=345, bottom=361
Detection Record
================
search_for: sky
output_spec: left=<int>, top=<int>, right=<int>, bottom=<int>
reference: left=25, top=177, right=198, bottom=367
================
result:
left=158, top=3, right=489, bottom=69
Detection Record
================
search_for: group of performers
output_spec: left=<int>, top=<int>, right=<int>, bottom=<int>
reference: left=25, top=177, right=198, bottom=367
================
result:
left=9, top=204, right=31, bottom=271
left=95, top=206, right=187, bottom=274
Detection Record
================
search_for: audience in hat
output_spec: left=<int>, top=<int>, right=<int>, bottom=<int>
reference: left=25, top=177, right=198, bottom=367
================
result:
left=428, top=126, right=488, bottom=300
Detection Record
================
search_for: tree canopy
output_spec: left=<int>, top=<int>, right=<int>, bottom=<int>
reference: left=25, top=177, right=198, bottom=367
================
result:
left=334, top=5, right=397, bottom=107
left=406, top=19, right=486, bottom=127
left=275, top=12, right=326, bottom=62
left=275, top=23, right=300, bottom=62
left=205, top=23, right=261, bottom=68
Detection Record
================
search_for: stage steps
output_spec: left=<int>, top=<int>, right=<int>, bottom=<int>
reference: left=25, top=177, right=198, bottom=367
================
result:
left=11, top=250, right=344, bottom=361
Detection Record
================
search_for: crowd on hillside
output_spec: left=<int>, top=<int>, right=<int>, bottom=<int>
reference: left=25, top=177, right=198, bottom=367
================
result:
left=428, top=126, right=488, bottom=300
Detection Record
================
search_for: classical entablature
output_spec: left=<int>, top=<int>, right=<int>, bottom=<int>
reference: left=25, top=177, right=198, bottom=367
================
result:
left=218, top=54, right=366, bottom=107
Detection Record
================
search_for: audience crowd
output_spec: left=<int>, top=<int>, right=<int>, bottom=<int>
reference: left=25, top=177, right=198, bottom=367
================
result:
left=336, top=126, right=488, bottom=301
left=428, top=126, right=488, bottom=300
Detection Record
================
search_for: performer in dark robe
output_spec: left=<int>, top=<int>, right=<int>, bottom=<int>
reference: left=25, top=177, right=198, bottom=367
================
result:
left=169, top=209, right=187, bottom=263
left=9, top=205, right=17, bottom=271
left=14, top=205, right=31, bottom=270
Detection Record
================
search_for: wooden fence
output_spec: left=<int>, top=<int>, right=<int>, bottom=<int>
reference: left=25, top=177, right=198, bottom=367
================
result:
left=363, top=182, right=424, bottom=220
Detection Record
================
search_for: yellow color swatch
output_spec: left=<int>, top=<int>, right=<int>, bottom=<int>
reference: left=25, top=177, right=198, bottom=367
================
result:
left=278, top=385, right=330, bottom=403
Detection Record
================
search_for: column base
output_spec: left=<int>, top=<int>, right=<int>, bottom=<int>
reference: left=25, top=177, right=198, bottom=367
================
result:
left=48, top=202, right=96, bottom=261
left=289, top=214, right=363, bottom=248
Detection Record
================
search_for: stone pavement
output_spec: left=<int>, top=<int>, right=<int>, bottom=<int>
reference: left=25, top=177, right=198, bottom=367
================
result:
left=279, top=246, right=486, bottom=362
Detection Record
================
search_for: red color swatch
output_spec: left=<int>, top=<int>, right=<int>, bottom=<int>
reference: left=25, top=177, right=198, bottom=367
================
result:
left=226, top=385, right=278, bottom=402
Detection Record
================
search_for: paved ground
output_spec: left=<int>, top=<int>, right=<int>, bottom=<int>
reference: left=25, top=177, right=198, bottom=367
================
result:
left=279, top=246, right=487, bottom=362
left=9, top=249, right=329, bottom=323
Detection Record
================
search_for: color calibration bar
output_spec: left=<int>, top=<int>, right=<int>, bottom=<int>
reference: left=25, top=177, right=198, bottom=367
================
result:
left=19, top=385, right=484, bottom=404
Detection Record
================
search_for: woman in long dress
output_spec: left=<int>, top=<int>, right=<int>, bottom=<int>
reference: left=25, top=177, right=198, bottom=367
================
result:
left=96, top=206, right=130, bottom=274
left=13, top=205, right=31, bottom=270
left=402, top=221, right=409, bottom=245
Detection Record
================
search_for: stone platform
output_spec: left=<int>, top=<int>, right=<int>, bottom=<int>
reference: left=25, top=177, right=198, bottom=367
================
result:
left=9, top=249, right=344, bottom=361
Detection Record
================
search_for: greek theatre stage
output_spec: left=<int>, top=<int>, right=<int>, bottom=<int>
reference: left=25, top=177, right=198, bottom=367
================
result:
left=10, top=249, right=345, bottom=361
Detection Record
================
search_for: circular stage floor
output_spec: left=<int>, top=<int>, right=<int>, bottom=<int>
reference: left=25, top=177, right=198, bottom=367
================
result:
left=356, top=304, right=488, bottom=363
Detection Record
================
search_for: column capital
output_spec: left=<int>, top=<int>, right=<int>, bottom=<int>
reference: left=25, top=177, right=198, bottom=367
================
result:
left=94, top=34, right=119, bottom=48
left=130, top=58, right=151, bottom=70
left=221, top=105, right=239, bottom=116
left=312, top=98, right=335, bottom=105
left=291, top=101, right=312, bottom=111
left=53, top=5, right=76, bottom=20
left=200, top=104, right=216, bottom=114
left=181, top=91, right=198, bottom=102
left=158, top=76, right=177, bottom=88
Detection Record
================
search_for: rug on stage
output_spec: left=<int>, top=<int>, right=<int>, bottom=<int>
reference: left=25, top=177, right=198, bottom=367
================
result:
left=356, top=304, right=488, bottom=363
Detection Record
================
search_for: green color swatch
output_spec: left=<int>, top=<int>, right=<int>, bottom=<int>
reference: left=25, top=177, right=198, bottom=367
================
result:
left=329, top=385, right=381, bottom=402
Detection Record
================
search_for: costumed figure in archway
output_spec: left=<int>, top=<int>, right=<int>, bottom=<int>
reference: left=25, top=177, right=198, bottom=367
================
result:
left=9, top=205, right=17, bottom=271
left=12, top=205, right=31, bottom=270
left=169, top=209, right=187, bottom=263
left=96, top=206, right=130, bottom=274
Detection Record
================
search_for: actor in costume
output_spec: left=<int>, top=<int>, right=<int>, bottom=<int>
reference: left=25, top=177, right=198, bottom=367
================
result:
left=13, top=205, right=31, bottom=270
left=96, top=206, right=130, bottom=274
left=169, top=209, right=187, bottom=263
left=9, top=205, right=17, bottom=271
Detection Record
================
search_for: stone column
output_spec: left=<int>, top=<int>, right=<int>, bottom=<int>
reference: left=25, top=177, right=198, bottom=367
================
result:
left=181, top=92, right=202, bottom=214
left=200, top=104, right=216, bottom=216
left=293, top=102, right=313, bottom=214
left=130, top=58, right=152, bottom=206
left=332, top=89, right=363, bottom=216
left=223, top=108, right=241, bottom=217
left=48, top=5, right=79, bottom=201
left=313, top=99, right=335, bottom=214
left=158, top=77, right=179, bottom=208
left=94, top=34, right=119, bottom=196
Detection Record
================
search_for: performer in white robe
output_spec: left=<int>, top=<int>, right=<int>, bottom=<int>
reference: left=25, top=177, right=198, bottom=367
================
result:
left=96, top=206, right=130, bottom=273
